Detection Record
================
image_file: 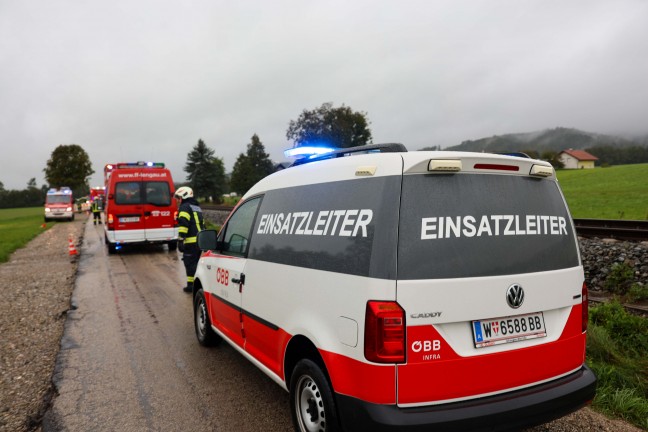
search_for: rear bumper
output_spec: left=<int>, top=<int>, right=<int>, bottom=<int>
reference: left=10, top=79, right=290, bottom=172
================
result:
left=336, top=365, right=596, bottom=432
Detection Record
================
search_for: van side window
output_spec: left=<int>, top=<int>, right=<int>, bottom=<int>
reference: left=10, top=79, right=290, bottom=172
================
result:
left=115, top=182, right=141, bottom=205
left=145, top=181, right=171, bottom=206
left=218, top=197, right=261, bottom=257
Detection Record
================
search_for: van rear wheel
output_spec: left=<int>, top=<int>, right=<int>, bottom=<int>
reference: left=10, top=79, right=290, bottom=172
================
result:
left=290, top=359, right=340, bottom=432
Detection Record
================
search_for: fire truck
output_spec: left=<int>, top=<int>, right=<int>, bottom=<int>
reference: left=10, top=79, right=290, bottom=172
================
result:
left=103, top=162, right=179, bottom=253
left=44, top=187, right=74, bottom=222
left=89, top=186, right=106, bottom=212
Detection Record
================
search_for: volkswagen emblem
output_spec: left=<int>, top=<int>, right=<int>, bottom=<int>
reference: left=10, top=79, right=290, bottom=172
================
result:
left=506, top=284, right=524, bottom=308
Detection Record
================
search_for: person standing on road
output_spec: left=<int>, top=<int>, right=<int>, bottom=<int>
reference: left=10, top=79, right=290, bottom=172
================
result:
left=174, top=186, right=206, bottom=293
left=91, top=198, right=102, bottom=225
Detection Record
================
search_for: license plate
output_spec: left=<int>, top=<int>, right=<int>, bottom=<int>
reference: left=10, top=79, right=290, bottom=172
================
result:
left=472, top=312, right=546, bottom=348
left=119, top=216, right=140, bottom=223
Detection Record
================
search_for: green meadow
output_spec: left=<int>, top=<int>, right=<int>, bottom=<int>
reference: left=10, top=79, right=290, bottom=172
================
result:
left=557, top=163, right=648, bottom=220
left=0, top=207, right=52, bottom=263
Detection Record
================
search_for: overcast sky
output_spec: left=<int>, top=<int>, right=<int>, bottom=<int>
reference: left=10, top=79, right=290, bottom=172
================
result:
left=1, top=0, right=647, bottom=190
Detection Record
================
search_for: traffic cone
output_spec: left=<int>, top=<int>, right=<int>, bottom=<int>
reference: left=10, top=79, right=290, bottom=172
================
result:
left=68, top=236, right=78, bottom=256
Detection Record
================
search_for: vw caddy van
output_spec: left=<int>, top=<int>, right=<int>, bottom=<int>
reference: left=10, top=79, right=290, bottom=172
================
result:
left=103, top=162, right=179, bottom=254
left=193, top=144, right=596, bottom=431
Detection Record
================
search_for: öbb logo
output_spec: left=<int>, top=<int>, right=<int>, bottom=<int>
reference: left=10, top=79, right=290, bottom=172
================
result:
left=411, top=340, right=440, bottom=353
left=216, top=268, right=229, bottom=286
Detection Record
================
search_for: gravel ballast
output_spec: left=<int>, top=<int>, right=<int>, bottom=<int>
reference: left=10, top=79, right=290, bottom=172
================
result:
left=0, top=214, right=643, bottom=432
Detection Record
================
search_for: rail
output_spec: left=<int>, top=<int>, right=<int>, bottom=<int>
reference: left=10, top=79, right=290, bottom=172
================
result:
left=573, top=218, right=648, bottom=242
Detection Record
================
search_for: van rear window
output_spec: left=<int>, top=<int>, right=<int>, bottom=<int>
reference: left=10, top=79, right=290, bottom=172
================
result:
left=397, top=173, right=579, bottom=280
left=115, top=181, right=171, bottom=206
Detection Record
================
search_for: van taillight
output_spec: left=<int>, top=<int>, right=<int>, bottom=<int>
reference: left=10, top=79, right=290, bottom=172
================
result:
left=107, top=213, right=114, bottom=224
left=582, top=282, right=588, bottom=333
left=364, top=301, right=405, bottom=364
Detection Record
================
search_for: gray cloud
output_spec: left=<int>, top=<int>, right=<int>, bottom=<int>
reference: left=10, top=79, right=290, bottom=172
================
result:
left=1, top=0, right=647, bottom=189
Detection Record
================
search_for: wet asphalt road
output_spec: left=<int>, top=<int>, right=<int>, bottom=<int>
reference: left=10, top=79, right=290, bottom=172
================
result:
left=43, top=221, right=292, bottom=431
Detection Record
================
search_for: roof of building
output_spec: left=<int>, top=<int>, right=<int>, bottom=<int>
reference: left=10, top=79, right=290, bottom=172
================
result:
left=560, top=149, right=599, bottom=161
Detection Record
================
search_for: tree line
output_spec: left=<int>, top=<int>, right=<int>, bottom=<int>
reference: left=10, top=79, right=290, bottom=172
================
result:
left=4, top=107, right=646, bottom=209
left=1, top=103, right=372, bottom=208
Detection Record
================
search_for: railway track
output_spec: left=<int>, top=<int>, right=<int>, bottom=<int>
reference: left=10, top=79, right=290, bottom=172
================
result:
left=573, top=218, right=648, bottom=242
left=204, top=205, right=648, bottom=242
left=589, top=296, right=648, bottom=317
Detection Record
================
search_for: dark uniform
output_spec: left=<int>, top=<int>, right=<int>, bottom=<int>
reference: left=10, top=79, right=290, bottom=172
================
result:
left=91, top=199, right=102, bottom=225
left=177, top=197, right=205, bottom=292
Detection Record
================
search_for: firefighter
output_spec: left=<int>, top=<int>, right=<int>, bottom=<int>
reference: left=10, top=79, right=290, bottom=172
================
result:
left=91, top=198, right=102, bottom=225
left=174, top=186, right=206, bottom=293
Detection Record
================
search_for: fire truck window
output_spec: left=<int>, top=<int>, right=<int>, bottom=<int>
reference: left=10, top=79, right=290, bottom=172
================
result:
left=145, top=182, right=171, bottom=206
left=115, top=182, right=141, bottom=205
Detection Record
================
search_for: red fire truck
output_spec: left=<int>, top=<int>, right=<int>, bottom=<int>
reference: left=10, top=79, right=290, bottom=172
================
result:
left=44, top=187, right=74, bottom=222
left=103, top=162, right=179, bottom=253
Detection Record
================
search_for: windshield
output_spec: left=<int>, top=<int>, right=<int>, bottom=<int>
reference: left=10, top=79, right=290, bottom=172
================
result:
left=46, top=195, right=72, bottom=204
left=397, top=173, right=579, bottom=280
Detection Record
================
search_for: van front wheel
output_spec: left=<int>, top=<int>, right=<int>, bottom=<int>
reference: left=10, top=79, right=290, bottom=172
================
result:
left=194, top=289, right=221, bottom=347
left=290, top=359, right=340, bottom=432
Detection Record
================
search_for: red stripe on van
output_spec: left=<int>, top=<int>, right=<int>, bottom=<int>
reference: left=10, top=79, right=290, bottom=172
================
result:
left=320, top=350, right=397, bottom=404
left=397, top=305, right=586, bottom=404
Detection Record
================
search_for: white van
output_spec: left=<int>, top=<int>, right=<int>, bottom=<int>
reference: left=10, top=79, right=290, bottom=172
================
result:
left=193, top=144, right=596, bottom=431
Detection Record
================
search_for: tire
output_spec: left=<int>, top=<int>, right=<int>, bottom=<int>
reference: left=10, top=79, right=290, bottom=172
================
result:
left=105, top=236, right=116, bottom=254
left=194, top=289, right=221, bottom=347
left=290, top=359, right=341, bottom=432
left=168, top=240, right=178, bottom=251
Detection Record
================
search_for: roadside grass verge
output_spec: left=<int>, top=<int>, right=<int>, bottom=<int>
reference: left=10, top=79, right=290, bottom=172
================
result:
left=556, top=164, right=648, bottom=220
left=0, top=207, right=52, bottom=263
left=587, top=300, right=648, bottom=429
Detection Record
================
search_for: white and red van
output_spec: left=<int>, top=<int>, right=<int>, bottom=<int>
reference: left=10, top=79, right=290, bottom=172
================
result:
left=44, top=187, right=74, bottom=222
left=193, top=144, right=596, bottom=431
left=103, top=162, right=179, bottom=254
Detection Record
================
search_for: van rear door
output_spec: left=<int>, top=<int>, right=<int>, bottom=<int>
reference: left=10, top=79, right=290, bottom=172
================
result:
left=394, top=153, right=584, bottom=406
left=112, top=179, right=146, bottom=242
left=142, top=179, right=177, bottom=241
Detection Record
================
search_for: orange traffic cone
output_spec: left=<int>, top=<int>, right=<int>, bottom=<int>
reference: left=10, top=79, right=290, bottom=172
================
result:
left=68, top=236, right=78, bottom=256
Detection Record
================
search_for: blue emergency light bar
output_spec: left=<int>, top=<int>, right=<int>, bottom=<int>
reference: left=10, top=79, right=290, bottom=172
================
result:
left=289, top=143, right=408, bottom=167
left=284, top=146, right=336, bottom=159
left=114, top=162, right=165, bottom=169
left=47, top=187, right=72, bottom=194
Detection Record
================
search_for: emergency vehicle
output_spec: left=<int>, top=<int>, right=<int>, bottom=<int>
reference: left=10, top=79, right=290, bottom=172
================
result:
left=44, top=187, right=74, bottom=222
left=89, top=186, right=106, bottom=210
left=103, top=162, right=179, bottom=254
left=192, top=144, right=596, bottom=432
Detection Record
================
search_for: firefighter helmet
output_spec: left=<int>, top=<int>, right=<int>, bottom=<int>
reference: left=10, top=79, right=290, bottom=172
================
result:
left=174, top=186, right=193, bottom=200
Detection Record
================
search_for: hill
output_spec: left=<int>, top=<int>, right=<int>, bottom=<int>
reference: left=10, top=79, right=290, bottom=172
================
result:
left=439, top=127, right=645, bottom=154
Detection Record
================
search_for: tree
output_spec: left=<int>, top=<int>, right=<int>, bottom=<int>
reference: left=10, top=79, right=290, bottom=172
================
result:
left=286, top=102, right=372, bottom=149
left=229, top=134, right=274, bottom=196
left=184, top=139, right=227, bottom=202
left=43, top=144, right=94, bottom=197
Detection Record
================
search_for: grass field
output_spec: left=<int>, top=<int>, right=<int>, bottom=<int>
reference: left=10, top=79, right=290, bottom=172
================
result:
left=0, top=207, right=52, bottom=263
left=557, top=163, right=648, bottom=220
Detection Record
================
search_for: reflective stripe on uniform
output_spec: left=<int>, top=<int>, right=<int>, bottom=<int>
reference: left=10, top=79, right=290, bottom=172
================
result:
left=185, top=236, right=197, bottom=243
left=179, top=211, right=191, bottom=220
left=193, top=211, right=202, bottom=232
left=178, top=226, right=189, bottom=234
left=187, top=276, right=195, bottom=282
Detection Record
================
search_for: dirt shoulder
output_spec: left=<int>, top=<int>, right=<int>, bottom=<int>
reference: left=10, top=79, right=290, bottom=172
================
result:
left=0, top=215, right=85, bottom=432
left=0, top=214, right=643, bottom=432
